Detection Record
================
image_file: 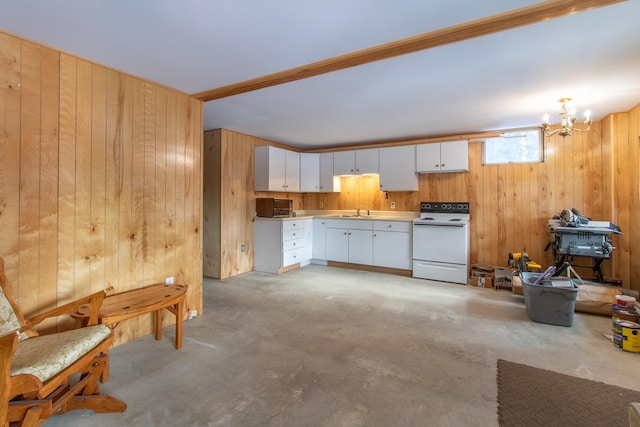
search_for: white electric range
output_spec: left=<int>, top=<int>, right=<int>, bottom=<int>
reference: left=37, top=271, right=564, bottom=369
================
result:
left=412, top=202, right=470, bottom=284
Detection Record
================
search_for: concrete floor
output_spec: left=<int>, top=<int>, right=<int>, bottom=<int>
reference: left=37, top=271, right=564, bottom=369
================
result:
left=45, top=265, right=638, bottom=427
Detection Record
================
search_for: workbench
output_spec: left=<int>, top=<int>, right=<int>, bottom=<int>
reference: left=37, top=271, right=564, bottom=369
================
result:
left=547, top=220, right=621, bottom=283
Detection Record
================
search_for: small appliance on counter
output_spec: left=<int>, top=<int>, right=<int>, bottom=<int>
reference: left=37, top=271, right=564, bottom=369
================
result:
left=256, top=198, right=293, bottom=218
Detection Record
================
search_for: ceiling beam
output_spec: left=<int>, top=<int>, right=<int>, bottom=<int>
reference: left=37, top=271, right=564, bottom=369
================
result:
left=192, top=0, right=626, bottom=102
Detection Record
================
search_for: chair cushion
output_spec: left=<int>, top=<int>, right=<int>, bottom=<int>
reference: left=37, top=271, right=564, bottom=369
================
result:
left=0, top=285, right=22, bottom=335
left=11, top=324, right=111, bottom=383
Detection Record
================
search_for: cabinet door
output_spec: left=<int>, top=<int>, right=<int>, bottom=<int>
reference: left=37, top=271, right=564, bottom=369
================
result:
left=253, top=219, right=282, bottom=273
left=348, top=229, right=373, bottom=265
left=415, top=143, right=441, bottom=173
left=285, top=150, right=300, bottom=192
left=333, top=150, right=356, bottom=175
left=300, top=153, right=320, bottom=192
left=355, top=148, right=379, bottom=174
left=319, top=152, right=341, bottom=192
left=440, top=140, right=468, bottom=172
left=326, top=227, right=349, bottom=262
left=301, top=219, right=313, bottom=262
left=379, top=145, right=418, bottom=191
left=373, top=231, right=411, bottom=269
left=312, top=219, right=326, bottom=260
left=254, top=145, right=286, bottom=191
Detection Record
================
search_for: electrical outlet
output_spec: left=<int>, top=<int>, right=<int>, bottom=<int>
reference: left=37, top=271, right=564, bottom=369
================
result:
left=241, top=244, right=246, bottom=252
left=188, top=310, right=197, bottom=320
left=165, top=276, right=174, bottom=285
left=320, top=201, right=324, bottom=208
left=390, top=201, right=396, bottom=209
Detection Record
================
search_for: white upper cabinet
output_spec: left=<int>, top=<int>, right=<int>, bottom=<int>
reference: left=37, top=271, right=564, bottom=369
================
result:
left=300, top=153, right=320, bottom=192
left=300, top=152, right=341, bottom=193
left=416, top=141, right=468, bottom=173
left=319, top=152, right=341, bottom=192
left=378, top=145, right=418, bottom=191
left=254, top=146, right=300, bottom=192
left=333, top=148, right=379, bottom=175
left=284, top=150, right=300, bottom=191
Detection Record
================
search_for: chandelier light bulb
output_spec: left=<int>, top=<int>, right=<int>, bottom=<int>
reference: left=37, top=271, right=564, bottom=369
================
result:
left=542, top=97, right=591, bottom=138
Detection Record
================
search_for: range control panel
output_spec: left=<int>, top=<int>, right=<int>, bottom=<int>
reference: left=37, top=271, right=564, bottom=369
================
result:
left=420, top=202, right=470, bottom=214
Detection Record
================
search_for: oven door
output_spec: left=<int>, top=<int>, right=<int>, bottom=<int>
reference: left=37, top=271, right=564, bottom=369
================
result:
left=412, top=221, right=468, bottom=264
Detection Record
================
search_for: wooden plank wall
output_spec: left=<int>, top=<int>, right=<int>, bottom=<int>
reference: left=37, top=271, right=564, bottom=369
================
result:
left=207, top=104, right=638, bottom=291
left=0, top=32, right=203, bottom=344
left=202, top=129, right=303, bottom=279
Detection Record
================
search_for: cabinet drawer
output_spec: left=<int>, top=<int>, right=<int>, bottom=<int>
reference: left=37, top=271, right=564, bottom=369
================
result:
left=283, top=247, right=304, bottom=266
left=283, top=237, right=304, bottom=251
left=325, top=219, right=373, bottom=230
left=283, top=220, right=303, bottom=231
left=373, top=220, right=411, bottom=232
left=283, top=228, right=303, bottom=241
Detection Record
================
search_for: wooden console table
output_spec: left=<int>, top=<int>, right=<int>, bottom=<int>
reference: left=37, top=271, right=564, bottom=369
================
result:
left=73, top=283, right=188, bottom=349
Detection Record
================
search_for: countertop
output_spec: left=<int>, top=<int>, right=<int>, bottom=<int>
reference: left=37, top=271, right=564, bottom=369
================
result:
left=254, top=210, right=418, bottom=222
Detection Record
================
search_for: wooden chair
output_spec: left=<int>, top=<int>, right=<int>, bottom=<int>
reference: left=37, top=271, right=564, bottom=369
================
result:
left=0, top=257, right=126, bottom=426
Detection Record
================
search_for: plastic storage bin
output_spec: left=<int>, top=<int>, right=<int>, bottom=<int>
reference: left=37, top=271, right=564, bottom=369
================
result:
left=520, top=272, right=579, bottom=327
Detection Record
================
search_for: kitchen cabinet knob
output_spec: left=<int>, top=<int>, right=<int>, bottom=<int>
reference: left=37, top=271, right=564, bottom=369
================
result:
left=388, top=225, right=392, bottom=228
left=293, top=243, right=296, bottom=246
left=343, top=232, right=347, bottom=235
left=441, top=163, right=445, bottom=167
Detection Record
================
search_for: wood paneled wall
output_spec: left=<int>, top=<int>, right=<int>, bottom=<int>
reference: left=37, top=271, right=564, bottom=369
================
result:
left=0, top=32, right=203, bottom=344
left=203, top=129, right=303, bottom=279
left=207, top=104, right=638, bottom=291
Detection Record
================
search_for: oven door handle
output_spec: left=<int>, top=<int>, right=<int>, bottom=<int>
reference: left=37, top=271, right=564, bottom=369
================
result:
left=413, top=223, right=465, bottom=228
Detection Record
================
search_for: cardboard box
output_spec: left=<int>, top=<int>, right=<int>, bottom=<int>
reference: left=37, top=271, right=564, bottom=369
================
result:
left=471, top=275, right=493, bottom=289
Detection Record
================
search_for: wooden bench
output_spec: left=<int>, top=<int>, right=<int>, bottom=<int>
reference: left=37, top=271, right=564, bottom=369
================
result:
left=73, top=283, right=188, bottom=349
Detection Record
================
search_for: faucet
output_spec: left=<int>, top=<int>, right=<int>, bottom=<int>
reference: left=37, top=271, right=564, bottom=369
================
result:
left=356, top=208, right=361, bottom=216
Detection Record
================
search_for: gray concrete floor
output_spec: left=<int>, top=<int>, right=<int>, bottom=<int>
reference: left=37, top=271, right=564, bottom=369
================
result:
left=45, top=265, right=638, bottom=427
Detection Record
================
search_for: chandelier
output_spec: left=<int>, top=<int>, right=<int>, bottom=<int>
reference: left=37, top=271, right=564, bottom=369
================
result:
left=542, top=98, right=592, bottom=138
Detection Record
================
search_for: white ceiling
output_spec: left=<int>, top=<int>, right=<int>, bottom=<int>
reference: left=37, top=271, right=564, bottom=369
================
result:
left=2, top=1, right=640, bottom=149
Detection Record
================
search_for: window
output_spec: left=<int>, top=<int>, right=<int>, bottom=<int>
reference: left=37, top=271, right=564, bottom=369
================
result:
left=483, top=128, right=543, bottom=165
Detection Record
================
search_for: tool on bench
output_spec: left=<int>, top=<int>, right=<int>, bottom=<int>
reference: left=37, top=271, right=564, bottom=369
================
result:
left=508, top=250, right=542, bottom=273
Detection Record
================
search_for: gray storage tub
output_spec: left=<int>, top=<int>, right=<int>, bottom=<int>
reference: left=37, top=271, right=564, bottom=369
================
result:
left=520, top=272, right=579, bottom=327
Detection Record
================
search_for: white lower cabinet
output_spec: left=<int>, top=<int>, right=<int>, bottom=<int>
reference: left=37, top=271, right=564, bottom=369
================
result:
left=324, top=218, right=411, bottom=270
left=325, top=219, right=373, bottom=265
left=373, top=221, right=412, bottom=269
left=312, top=219, right=327, bottom=261
left=325, top=227, right=350, bottom=263
left=254, top=218, right=311, bottom=273
left=256, top=217, right=412, bottom=273
left=348, top=228, right=374, bottom=265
